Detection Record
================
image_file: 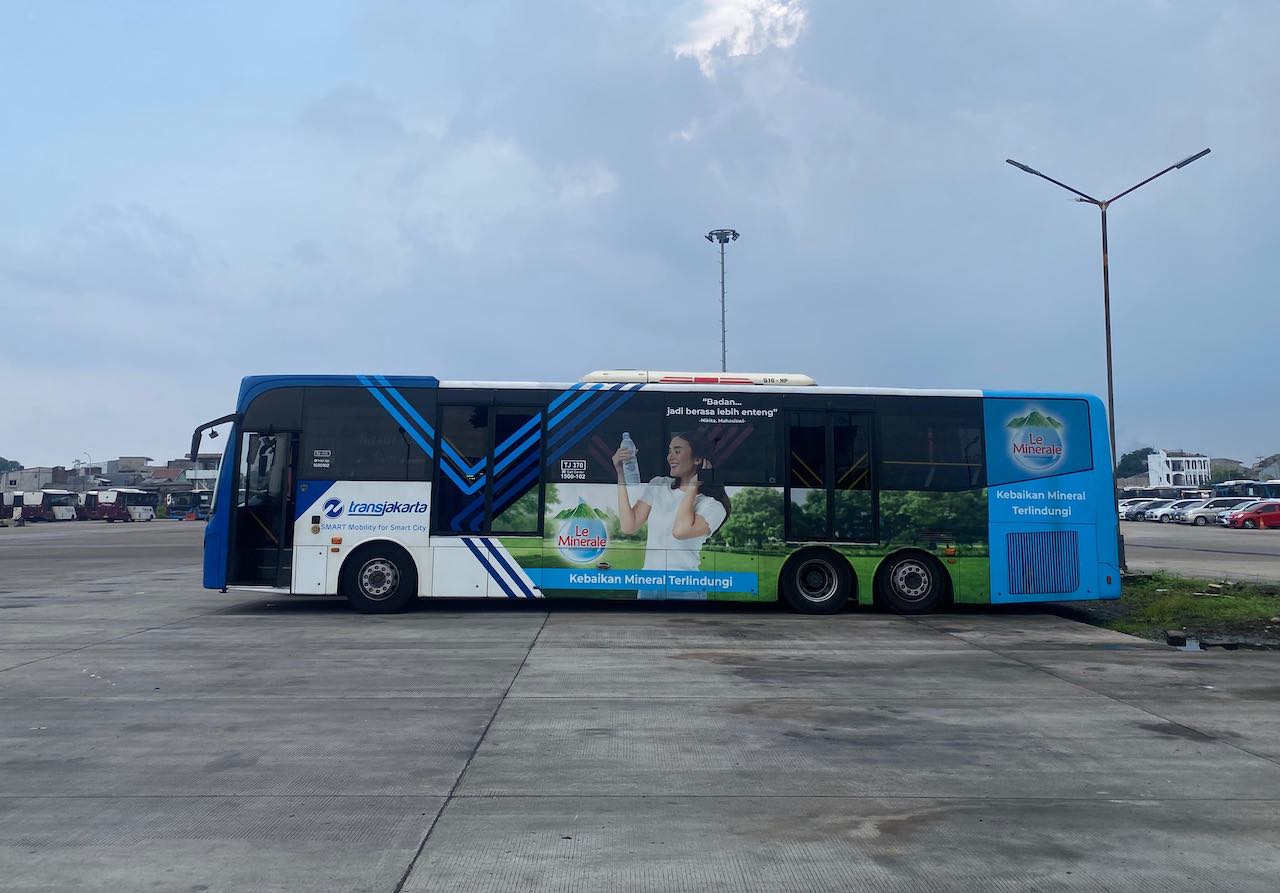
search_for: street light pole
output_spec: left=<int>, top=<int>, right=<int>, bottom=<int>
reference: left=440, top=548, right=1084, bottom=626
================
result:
left=705, top=228, right=739, bottom=372
left=1006, top=148, right=1210, bottom=571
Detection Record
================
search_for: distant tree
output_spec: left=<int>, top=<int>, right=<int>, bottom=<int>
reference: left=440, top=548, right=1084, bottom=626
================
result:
left=713, top=487, right=783, bottom=549
left=879, top=490, right=989, bottom=546
left=1115, top=447, right=1155, bottom=479
left=0, top=457, right=21, bottom=473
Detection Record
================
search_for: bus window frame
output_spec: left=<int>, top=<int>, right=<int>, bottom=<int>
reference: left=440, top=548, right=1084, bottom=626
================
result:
left=432, top=389, right=549, bottom=538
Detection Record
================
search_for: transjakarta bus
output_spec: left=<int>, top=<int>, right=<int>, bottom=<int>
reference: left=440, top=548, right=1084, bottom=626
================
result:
left=82, top=488, right=160, bottom=522
left=3, top=489, right=80, bottom=522
left=191, top=371, right=1121, bottom=614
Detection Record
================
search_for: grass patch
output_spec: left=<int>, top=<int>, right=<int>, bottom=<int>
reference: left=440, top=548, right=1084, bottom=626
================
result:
left=1107, top=572, right=1280, bottom=639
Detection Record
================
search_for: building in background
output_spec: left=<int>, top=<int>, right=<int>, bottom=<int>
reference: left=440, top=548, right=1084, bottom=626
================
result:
left=1148, top=449, right=1211, bottom=487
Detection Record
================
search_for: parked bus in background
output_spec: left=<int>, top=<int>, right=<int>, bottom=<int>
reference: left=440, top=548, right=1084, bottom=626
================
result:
left=1213, top=480, right=1280, bottom=500
left=83, top=488, right=159, bottom=522
left=191, top=371, right=1122, bottom=614
left=167, top=491, right=213, bottom=520
left=3, top=489, right=80, bottom=522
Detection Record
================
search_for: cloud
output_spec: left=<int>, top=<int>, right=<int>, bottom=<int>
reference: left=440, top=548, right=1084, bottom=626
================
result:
left=298, top=85, right=407, bottom=144
left=674, top=0, right=808, bottom=78
left=0, top=203, right=207, bottom=305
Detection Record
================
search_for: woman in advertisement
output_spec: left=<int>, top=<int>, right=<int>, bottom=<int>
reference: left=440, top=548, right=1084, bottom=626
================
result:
left=613, top=431, right=732, bottom=599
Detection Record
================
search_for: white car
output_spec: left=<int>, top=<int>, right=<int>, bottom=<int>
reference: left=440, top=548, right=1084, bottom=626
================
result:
left=1147, top=499, right=1204, bottom=523
left=1139, top=499, right=1178, bottom=521
left=1178, top=498, right=1252, bottom=525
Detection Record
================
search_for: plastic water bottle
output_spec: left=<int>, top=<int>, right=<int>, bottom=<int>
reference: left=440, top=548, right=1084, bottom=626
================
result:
left=620, top=432, right=641, bottom=485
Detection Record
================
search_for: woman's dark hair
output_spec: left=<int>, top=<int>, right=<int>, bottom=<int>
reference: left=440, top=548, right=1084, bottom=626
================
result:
left=668, top=431, right=732, bottom=524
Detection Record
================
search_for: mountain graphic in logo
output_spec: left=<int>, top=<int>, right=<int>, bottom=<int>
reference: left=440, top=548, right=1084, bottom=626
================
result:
left=555, top=499, right=609, bottom=564
left=1008, top=410, right=1065, bottom=472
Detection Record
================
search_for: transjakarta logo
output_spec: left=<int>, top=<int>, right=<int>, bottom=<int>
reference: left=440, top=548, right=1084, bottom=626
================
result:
left=323, top=498, right=344, bottom=518
left=1007, top=409, right=1066, bottom=473
left=344, top=499, right=429, bottom=518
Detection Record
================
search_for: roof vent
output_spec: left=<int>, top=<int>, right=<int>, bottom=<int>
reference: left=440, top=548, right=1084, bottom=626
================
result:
left=582, top=370, right=816, bottom=386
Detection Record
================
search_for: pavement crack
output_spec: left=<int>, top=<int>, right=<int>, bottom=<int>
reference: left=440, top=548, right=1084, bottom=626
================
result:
left=390, top=609, right=550, bottom=893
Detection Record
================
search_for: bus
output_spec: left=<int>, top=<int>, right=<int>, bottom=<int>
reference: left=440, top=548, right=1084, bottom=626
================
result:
left=191, top=371, right=1121, bottom=614
left=1213, top=480, right=1280, bottom=500
left=167, top=490, right=213, bottom=520
left=82, top=488, right=160, bottom=522
left=2, top=489, right=81, bottom=522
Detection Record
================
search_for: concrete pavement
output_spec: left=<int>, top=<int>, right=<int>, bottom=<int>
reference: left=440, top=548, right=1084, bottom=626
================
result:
left=1, top=523, right=1278, bottom=891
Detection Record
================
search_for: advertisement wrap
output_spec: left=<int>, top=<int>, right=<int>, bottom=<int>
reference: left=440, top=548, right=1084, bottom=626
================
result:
left=266, top=379, right=1114, bottom=606
left=984, top=395, right=1119, bottom=603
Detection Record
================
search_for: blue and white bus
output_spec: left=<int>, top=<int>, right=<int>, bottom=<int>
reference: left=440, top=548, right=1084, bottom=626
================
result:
left=192, top=371, right=1121, bottom=614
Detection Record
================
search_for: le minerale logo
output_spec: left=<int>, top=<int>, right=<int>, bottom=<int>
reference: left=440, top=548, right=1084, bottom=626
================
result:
left=555, top=499, right=608, bottom=564
left=1007, top=410, right=1065, bottom=472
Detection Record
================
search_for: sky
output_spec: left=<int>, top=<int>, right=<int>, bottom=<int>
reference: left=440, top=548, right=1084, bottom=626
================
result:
left=2, top=0, right=1276, bottom=468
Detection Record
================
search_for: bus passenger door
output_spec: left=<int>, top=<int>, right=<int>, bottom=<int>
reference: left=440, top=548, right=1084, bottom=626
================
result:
left=785, top=411, right=876, bottom=543
left=230, top=432, right=298, bottom=587
left=430, top=401, right=542, bottom=597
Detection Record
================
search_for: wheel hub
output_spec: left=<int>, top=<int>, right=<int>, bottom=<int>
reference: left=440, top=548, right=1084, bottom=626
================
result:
left=360, top=559, right=399, bottom=600
left=892, top=561, right=931, bottom=601
left=796, top=559, right=838, bottom=602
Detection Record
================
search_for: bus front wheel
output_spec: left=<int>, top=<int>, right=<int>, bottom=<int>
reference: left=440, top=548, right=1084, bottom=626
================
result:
left=341, top=544, right=418, bottom=614
left=877, top=552, right=948, bottom=615
left=779, top=549, right=853, bottom=614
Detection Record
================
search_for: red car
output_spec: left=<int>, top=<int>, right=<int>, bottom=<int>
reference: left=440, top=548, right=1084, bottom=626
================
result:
left=1228, top=501, right=1280, bottom=529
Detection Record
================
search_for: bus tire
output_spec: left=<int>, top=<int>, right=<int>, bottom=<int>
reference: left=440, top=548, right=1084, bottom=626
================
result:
left=877, top=551, right=948, bottom=615
left=779, top=548, right=853, bottom=614
left=341, top=543, right=418, bottom=614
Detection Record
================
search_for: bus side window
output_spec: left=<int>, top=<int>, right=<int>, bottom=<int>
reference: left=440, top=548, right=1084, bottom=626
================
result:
left=832, top=413, right=873, bottom=541
left=787, top=411, right=827, bottom=541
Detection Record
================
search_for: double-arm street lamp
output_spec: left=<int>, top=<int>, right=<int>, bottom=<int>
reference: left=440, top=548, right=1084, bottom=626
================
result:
left=1006, top=148, right=1210, bottom=568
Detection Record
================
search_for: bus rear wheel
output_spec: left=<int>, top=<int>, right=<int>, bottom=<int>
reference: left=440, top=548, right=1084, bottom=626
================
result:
left=341, top=544, right=418, bottom=614
left=780, top=549, right=852, bottom=614
left=878, top=552, right=947, bottom=615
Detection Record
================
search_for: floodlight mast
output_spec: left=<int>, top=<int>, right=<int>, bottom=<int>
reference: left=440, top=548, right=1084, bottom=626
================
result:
left=705, top=228, right=739, bottom=373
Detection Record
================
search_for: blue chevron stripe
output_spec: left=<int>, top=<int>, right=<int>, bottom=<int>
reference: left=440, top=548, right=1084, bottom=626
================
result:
left=547, top=383, right=609, bottom=429
left=481, top=538, right=537, bottom=599
left=358, top=378, right=434, bottom=458
left=451, top=450, right=541, bottom=530
left=545, top=387, right=640, bottom=467
left=495, top=430, right=540, bottom=474
left=495, top=414, right=541, bottom=460
left=545, top=385, right=638, bottom=455
left=546, top=382, right=587, bottom=413
left=462, top=538, right=518, bottom=599
left=376, top=377, right=437, bottom=437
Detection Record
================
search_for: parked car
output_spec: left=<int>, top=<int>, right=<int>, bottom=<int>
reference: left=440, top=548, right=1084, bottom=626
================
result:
left=1218, top=500, right=1276, bottom=526
left=1121, top=499, right=1161, bottom=520
left=1133, top=499, right=1176, bottom=521
left=1178, top=497, right=1253, bottom=525
left=1147, top=499, right=1204, bottom=523
left=1226, top=501, right=1280, bottom=529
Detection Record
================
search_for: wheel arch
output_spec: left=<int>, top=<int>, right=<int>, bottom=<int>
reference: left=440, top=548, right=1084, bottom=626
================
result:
left=338, top=539, right=422, bottom=594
